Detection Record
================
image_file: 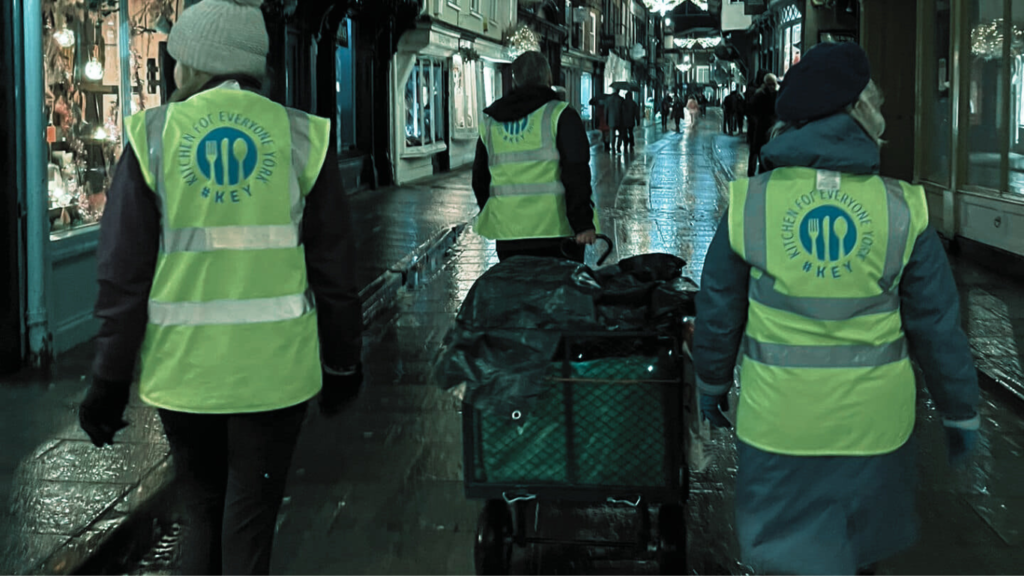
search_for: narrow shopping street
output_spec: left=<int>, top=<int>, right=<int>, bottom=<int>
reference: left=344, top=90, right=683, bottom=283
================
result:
left=4, top=103, right=1024, bottom=574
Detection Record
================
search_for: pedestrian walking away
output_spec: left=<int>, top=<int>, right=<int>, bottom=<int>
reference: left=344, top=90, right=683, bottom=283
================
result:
left=623, top=92, right=640, bottom=151
left=77, top=0, right=364, bottom=573
left=686, top=96, right=701, bottom=126
left=692, top=41, right=980, bottom=576
left=605, top=89, right=627, bottom=154
left=472, top=51, right=599, bottom=263
left=660, top=94, right=672, bottom=131
left=748, top=72, right=779, bottom=176
left=672, top=96, right=686, bottom=132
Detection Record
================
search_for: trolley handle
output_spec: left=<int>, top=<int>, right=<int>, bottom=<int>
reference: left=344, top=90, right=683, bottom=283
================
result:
left=562, top=233, right=614, bottom=266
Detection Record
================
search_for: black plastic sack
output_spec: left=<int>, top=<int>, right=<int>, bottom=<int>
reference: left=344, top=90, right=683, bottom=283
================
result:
left=431, top=253, right=698, bottom=414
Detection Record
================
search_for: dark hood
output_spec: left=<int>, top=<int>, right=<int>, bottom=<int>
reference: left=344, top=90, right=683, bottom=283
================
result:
left=484, top=85, right=558, bottom=122
left=760, top=112, right=881, bottom=175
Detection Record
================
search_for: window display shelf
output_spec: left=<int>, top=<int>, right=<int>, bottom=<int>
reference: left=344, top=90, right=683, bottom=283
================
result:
left=402, top=141, right=448, bottom=158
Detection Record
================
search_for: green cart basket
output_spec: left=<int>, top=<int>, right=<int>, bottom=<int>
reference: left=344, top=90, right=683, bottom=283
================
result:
left=463, top=331, right=689, bottom=575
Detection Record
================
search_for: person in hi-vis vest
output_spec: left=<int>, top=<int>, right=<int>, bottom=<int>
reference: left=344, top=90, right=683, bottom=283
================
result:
left=693, top=43, right=980, bottom=575
left=78, top=0, right=363, bottom=573
left=472, top=51, right=598, bottom=263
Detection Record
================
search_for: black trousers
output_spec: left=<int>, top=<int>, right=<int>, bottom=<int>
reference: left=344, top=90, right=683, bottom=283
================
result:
left=159, top=402, right=307, bottom=575
left=496, top=238, right=585, bottom=263
left=614, top=127, right=634, bottom=151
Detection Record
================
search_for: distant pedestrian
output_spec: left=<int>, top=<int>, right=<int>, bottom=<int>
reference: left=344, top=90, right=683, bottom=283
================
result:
left=748, top=73, right=779, bottom=176
left=77, top=0, right=364, bottom=574
left=686, top=96, right=700, bottom=124
left=672, top=97, right=686, bottom=132
left=660, top=95, right=672, bottom=131
left=622, top=92, right=640, bottom=152
left=693, top=42, right=980, bottom=576
left=723, top=91, right=738, bottom=134
left=734, top=86, right=747, bottom=134
left=472, top=51, right=598, bottom=263
left=592, top=96, right=611, bottom=152
left=606, top=90, right=627, bottom=154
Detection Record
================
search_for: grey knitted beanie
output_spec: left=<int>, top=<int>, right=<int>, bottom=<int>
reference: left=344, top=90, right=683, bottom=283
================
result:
left=167, top=0, right=268, bottom=80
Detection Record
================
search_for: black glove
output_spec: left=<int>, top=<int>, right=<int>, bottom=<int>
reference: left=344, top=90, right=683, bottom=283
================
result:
left=700, top=393, right=732, bottom=429
left=319, top=364, right=364, bottom=417
left=79, top=377, right=130, bottom=447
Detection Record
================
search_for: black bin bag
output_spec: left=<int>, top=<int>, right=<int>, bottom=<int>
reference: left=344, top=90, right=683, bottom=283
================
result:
left=430, top=253, right=698, bottom=416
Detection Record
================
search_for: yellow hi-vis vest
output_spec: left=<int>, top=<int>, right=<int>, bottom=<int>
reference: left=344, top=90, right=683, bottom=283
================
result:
left=124, top=84, right=330, bottom=414
left=727, top=167, right=930, bottom=456
left=475, top=101, right=594, bottom=240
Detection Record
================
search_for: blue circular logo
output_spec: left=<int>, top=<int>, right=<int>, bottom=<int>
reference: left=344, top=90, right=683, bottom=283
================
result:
left=799, top=206, right=858, bottom=263
left=196, top=127, right=258, bottom=187
left=503, top=118, right=530, bottom=137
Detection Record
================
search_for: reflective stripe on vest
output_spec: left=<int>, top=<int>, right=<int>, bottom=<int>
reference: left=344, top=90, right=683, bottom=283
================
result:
left=742, top=335, right=908, bottom=368
left=148, top=292, right=314, bottom=326
left=490, top=182, right=567, bottom=197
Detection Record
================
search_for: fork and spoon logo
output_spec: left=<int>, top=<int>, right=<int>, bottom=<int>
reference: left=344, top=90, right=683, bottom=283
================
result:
left=197, top=127, right=258, bottom=188
left=800, top=206, right=857, bottom=263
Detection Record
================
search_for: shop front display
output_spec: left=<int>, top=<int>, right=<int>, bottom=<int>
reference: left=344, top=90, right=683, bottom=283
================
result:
left=43, top=0, right=123, bottom=235
left=27, top=0, right=184, bottom=358
left=43, top=0, right=180, bottom=236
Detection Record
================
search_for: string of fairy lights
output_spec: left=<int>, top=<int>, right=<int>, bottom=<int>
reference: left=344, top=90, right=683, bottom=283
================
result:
left=971, top=18, right=1024, bottom=60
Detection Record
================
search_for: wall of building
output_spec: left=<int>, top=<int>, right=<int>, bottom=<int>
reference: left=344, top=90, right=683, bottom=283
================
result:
left=861, top=0, right=917, bottom=181
left=802, top=0, right=858, bottom=50
left=390, top=0, right=518, bottom=184
left=722, top=0, right=753, bottom=31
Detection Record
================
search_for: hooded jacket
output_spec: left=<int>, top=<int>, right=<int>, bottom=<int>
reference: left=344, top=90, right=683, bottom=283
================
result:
left=472, top=85, right=596, bottom=236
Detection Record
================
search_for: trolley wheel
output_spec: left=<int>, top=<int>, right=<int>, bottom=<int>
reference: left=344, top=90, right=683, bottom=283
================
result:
left=475, top=499, right=514, bottom=575
left=657, top=503, right=686, bottom=575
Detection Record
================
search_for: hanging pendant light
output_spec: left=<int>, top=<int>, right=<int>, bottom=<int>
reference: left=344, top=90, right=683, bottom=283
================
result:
left=53, top=12, right=75, bottom=48
left=85, top=57, right=104, bottom=80
left=54, top=27, right=75, bottom=48
left=85, top=20, right=103, bottom=81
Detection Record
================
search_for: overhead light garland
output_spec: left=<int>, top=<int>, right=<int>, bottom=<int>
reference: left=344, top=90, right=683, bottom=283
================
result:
left=971, top=18, right=1024, bottom=60
left=674, top=36, right=721, bottom=49
left=641, top=0, right=708, bottom=15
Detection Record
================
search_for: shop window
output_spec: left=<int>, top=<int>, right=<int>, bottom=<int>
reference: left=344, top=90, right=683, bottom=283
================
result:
left=453, top=53, right=479, bottom=133
left=1010, top=0, right=1024, bottom=194
left=44, top=1, right=121, bottom=235
left=44, top=0, right=186, bottom=236
left=335, top=19, right=356, bottom=153
left=581, top=72, right=593, bottom=120
left=965, top=0, right=1010, bottom=192
left=405, top=57, right=448, bottom=150
left=483, top=63, right=498, bottom=106
left=587, top=12, right=598, bottom=54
